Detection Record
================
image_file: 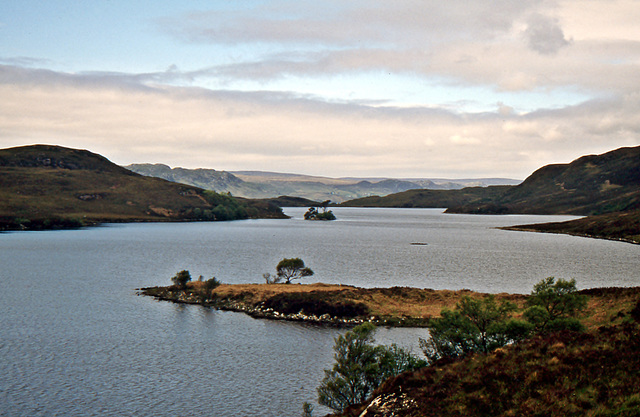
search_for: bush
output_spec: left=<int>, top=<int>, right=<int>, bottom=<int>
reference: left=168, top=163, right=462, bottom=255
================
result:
left=419, top=295, right=525, bottom=363
left=317, top=323, right=425, bottom=412
left=524, top=277, right=587, bottom=332
left=171, top=270, right=191, bottom=289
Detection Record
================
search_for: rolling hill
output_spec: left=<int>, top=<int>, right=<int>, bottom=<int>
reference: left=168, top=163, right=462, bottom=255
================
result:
left=0, top=145, right=285, bottom=231
left=126, top=163, right=519, bottom=203
left=449, top=145, right=640, bottom=216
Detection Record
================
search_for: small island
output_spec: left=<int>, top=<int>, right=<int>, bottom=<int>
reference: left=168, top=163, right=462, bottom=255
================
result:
left=304, top=200, right=336, bottom=221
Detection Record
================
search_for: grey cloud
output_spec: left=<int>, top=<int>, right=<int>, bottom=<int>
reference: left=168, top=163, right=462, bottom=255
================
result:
left=523, top=14, right=570, bottom=55
left=159, top=0, right=535, bottom=48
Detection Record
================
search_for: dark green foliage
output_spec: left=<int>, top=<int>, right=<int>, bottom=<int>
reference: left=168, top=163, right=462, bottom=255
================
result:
left=171, top=270, right=191, bottom=289
left=420, top=278, right=587, bottom=364
left=262, top=292, right=368, bottom=318
left=341, top=322, right=640, bottom=417
left=317, top=323, right=426, bottom=413
left=304, top=207, right=337, bottom=220
left=304, top=201, right=337, bottom=221
left=524, top=277, right=587, bottom=332
left=276, top=258, right=314, bottom=284
left=301, top=402, right=314, bottom=417
left=419, top=295, right=529, bottom=363
left=0, top=216, right=85, bottom=231
left=197, top=276, right=222, bottom=302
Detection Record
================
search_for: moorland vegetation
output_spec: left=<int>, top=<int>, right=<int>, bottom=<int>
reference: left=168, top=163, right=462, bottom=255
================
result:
left=0, top=145, right=286, bottom=230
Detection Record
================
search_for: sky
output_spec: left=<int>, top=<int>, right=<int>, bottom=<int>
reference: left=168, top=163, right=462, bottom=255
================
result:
left=1, top=0, right=639, bottom=179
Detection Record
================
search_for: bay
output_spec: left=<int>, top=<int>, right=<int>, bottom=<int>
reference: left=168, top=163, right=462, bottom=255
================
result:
left=1, top=208, right=638, bottom=416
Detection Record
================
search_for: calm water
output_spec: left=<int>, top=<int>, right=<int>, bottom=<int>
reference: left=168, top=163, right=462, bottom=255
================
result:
left=1, top=208, right=638, bottom=416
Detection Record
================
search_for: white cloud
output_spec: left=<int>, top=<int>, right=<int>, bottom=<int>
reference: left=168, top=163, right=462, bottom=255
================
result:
left=0, top=64, right=637, bottom=179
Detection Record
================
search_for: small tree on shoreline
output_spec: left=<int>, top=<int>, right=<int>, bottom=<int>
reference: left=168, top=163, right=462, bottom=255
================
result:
left=317, top=323, right=426, bottom=413
left=171, top=270, right=191, bottom=289
left=276, top=258, right=314, bottom=284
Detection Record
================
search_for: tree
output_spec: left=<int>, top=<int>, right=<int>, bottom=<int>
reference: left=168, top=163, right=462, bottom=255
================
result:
left=263, top=272, right=282, bottom=284
left=523, top=277, right=587, bottom=332
left=419, top=295, right=530, bottom=363
left=301, top=402, right=314, bottom=417
left=419, top=278, right=588, bottom=364
left=198, top=276, right=221, bottom=301
left=317, top=323, right=425, bottom=413
left=276, top=258, right=314, bottom=284
left=171, top=270, right=191, bottom=289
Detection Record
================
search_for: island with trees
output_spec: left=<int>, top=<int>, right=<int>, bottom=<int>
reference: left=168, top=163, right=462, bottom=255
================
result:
left=304, top=200, right=336, bottom=221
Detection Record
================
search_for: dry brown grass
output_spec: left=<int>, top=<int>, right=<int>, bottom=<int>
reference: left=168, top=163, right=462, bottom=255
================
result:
left=152, top=282, right=639, bottom=328
left=204, top=283, right=529, bottom=320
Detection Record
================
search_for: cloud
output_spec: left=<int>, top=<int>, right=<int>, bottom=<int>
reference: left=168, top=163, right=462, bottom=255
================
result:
left=1, top=64, right=637, bottom=179
left=151, top=0, right=640, bottom=97
left=523, top=14, right=570, bottom=55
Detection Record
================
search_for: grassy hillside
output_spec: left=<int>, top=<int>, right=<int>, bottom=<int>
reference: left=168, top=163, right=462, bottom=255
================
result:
left=339, top=186, right=511, bottom=208
left=0, top=145, right=285, bottom=230
left=342, top=146, right=640, bottom=216
left=450, top=145, right=640, bottom=215
left=341, top=146, right=640, bottom=243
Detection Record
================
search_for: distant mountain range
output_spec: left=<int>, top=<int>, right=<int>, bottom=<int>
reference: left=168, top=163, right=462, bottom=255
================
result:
left=126, top=163, right=520, bottom=203
left=0, top=145, right=285, bottom=230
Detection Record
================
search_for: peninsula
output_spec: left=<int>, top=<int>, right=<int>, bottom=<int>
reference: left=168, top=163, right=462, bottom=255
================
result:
left=138, top=282, right=640, bottom=330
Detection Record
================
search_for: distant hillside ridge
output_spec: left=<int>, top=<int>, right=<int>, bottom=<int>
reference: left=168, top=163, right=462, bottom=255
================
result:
left=343, top=145, right=640, bottom=216
left=450, top=145, right=640, bottom=215
left=127, top=163, right=519, bottom=203
left=0, top=145, right=285, bottom=231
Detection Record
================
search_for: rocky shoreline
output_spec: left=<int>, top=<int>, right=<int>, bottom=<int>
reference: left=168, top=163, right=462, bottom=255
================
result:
left=139, top=286, right=390, bottom=326
left=137, top=283, right=530, bottom=328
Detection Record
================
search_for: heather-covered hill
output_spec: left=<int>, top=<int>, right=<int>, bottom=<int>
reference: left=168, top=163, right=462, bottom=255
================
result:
left=335, top=297, right=640, bottom=417
left=450, top=145, right=640, bottom=215
left=341, top=146, right=640, bottom=243
left=342, top=145, right=640, bottom=216
left=0, top=145, right=285, bottom=230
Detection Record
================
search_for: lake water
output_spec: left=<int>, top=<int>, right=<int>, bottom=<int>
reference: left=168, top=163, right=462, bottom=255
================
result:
left=1, top=208, right=638, bottom=416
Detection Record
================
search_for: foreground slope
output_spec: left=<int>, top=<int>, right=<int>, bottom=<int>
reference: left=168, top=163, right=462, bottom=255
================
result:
left=0, top=145, right=285, bottom=230
left=336, top=295, right=640, bottom=417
